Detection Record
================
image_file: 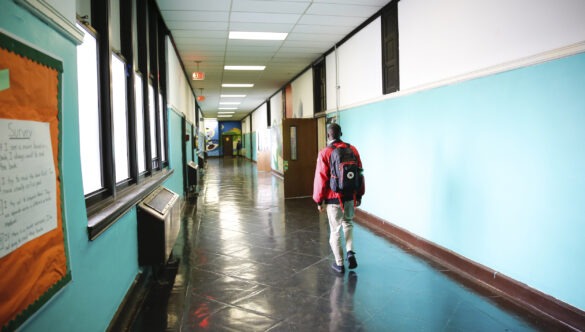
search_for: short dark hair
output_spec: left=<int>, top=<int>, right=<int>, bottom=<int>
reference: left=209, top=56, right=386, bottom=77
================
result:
left=327, top=123, right=342, bottom=139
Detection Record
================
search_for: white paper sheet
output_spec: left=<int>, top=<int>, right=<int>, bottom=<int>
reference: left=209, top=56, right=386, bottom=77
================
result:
left=0, top=119, right=57, bottom=258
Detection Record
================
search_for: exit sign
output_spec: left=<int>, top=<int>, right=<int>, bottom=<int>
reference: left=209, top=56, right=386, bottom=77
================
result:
left=192, top=71, right=205, bottom=80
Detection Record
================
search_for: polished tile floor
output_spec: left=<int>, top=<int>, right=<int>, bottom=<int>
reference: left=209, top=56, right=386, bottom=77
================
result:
left=129, top=157, right=556, bottom=331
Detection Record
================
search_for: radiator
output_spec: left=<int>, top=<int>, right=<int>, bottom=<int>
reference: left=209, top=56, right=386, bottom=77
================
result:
left=137, top=187, right=181, bottom=266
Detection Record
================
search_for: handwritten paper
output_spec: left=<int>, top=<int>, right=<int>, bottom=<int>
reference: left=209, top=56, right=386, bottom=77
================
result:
left=0, top=119, right=57, bottom=258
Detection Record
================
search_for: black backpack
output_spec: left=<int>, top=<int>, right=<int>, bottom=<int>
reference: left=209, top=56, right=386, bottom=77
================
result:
left=329, top=143, right=361, bottom=195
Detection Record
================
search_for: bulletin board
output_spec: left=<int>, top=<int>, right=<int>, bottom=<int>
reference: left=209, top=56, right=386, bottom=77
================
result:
left=0, top=31, right=71, bottom=331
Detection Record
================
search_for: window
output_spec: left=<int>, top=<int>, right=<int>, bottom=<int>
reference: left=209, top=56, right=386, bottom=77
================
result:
left=313, top=58, right=327, bottom=113
left=158, top=93, right=166, bottom=162
left=135, top=73, right=146, bottom=174
left=77, top=0, right=171, bottom=239
left=111, top=53, right=130, bottom=183
left=382, top=0, right=400, bottom=94
left=77, top=24, right=102, bottom=195
left=148, top=83, right=158, bottom=168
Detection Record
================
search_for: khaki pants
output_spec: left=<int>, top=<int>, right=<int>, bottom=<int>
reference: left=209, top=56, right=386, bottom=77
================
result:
left=326, top=203, right=354, bottom=266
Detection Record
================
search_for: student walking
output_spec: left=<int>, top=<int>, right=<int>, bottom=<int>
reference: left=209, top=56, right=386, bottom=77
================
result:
left=313, top=123, right=365, bottom=273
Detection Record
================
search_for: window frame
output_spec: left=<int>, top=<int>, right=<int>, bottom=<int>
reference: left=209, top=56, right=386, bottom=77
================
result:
left=312, top=57, right=327, bottom=114
left=76, top=22, right=104, bottom=197
left=381, top=0, right=400, bottom=95
left=80, top=0, right=172, bottom=240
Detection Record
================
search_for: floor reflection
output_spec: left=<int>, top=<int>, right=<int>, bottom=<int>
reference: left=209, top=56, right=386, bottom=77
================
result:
left=127, top=157, right=557, bottom=331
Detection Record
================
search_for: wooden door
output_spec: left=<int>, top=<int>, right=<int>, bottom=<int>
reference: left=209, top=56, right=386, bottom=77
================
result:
left=282, top=118, right=318, bottom=198
left=222, top=135, right=233, bottom=157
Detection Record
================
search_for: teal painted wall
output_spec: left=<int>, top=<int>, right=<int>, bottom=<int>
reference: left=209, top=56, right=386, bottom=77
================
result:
left=251, top=131, right=257, bottom=162
left=1, top=4, right=186, bottom=331
left=165, top=109, right=185, bottom=196
left=186, top=122, right=193, bottom=162
left=243, top=132, right=253, bottom=160
left=339, top=53, right=585, bottom=311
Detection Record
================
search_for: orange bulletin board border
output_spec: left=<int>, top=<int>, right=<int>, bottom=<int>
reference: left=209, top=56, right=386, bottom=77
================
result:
left=0, top=31, right=71, bottom=331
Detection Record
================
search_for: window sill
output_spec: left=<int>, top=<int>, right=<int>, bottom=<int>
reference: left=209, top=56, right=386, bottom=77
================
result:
left=87, top=168, right=174, bottom=240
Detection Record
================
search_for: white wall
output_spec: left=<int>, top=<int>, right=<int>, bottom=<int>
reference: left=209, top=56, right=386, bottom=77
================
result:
left=325, top=52, right=338, bottom=112
left=252, top=103, right=270, bottom=153
left=241, top=116, right=250, bottom=134
left=166, top=37, right=195, bottom=123
left=326, top=17, right=382, bottom=110
left=252, top=103, right=267, bottom=132
left=270, top=91, right=283, bottom=126
left=270, top=92, right=284, bottom=173
left=290, top=69, right=314, bottom=118
left=399, top=0, right=585, bottom=90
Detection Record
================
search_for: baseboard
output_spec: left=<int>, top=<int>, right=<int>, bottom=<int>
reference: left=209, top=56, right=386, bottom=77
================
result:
left=107, top=270, right=152, bottom=332
left=354, top=209, right=585, bottom=331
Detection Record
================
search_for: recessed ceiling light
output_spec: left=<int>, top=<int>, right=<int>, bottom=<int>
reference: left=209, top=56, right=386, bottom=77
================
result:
left=220, top=102, right=241, bottom=105
left=218, top=115, right=233, bottom=118
left=222, top=83, right=254, bottom=88
left=224, top=65, right=266, bottom=71
left=218, top=111, right=235, bottom=114
left=220, top=94, right=246, bottom=98
left=219, top=107, right=238, bottom=110
left=229, top=31, right=287, bottom=41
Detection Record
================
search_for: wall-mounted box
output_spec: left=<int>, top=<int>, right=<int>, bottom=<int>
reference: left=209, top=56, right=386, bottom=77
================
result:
left=137, top=187, right=181, bottom=266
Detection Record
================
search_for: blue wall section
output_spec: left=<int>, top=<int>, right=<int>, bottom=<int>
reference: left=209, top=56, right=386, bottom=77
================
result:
left=165, top=109, right=184, bottom=195
left=251, top=131, right=257, bottom=162
left=243, top=132, right=253, bottom=160
left=340, top=53, right=585, bottom=310
left=1, top=4, right=186, bottom=331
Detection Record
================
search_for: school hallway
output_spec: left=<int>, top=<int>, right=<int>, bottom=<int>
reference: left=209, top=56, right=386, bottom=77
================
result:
left=124, top=157, right=555, bottom=331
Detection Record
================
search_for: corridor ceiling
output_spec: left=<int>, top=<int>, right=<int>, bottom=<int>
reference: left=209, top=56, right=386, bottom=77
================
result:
left=155, top=0, right=390, bottom=120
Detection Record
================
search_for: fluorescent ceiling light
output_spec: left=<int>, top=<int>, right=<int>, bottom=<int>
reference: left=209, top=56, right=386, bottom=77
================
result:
left=222, top=83, right=254, bottom=88
left=218, top=111, right=235, bottom=114
left=218, top=115, right=233, bottom=118
left=219, top=107, right=238, bottom=110
left=229, top=31, right=287, bottom=41
left=220, top=94, right=246, bottom=98
left=220, top=102, right=240, bottom=105
left=224, top=65, right=266, bottom=71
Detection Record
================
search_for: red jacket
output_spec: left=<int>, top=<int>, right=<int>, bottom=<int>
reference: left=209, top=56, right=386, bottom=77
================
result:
left=313, top=140, right=365, bottom=205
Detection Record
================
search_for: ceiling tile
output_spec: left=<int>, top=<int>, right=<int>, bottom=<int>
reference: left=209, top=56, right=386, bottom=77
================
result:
left=298, top=14, right=364, bottom=26
left=160, top=11, right=229, bottom=22
left=157, top=0, right=231, bottom=11
left=232, top=0, right=310, bottom=14
left=286, top=32, right=346, bottom=42
left=228, top=22, right=295, bottom=32
left=291, top=24, right=350, bottom=35
left=172, top=30, right=228, bottom=39
left=166, top=21, right=229, bottom=30
left=174, top=37, right=227, bottom=46
left=306, top=3, right=382, bottom=18
left=230, top=12, right=301, bottom=24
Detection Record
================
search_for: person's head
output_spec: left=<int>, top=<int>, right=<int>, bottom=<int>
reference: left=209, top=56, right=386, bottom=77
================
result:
left=327, top=123, right=342, bottom=140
